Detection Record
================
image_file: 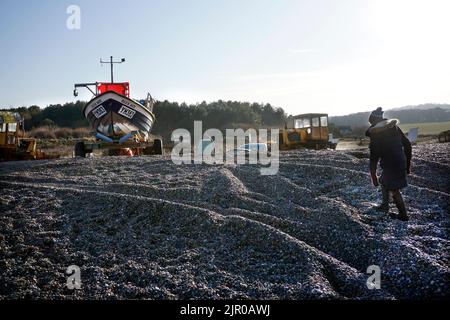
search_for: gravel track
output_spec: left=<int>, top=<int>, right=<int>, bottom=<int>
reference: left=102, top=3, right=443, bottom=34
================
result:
left=0, top=143, right=448, bottom=299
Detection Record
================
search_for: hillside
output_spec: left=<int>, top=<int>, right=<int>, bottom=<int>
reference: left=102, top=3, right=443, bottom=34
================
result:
left=330, top=105, right=450, bottom=128
left=390, top=103, right=450, bottom=111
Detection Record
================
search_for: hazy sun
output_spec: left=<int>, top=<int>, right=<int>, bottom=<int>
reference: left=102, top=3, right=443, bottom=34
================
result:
left=368, top=0, right=450, bottom=49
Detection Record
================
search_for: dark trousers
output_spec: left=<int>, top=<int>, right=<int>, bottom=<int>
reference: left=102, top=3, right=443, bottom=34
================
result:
left=380, top=185, right=408, bottom=220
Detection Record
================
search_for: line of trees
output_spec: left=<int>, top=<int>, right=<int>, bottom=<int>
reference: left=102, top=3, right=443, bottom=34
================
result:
left=5, top=100, right=287, bottom=140
left=9, top=101, right=88, bottom=130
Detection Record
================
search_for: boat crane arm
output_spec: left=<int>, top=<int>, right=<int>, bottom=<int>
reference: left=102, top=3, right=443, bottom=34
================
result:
left=73, top=82, right=98, bottom=97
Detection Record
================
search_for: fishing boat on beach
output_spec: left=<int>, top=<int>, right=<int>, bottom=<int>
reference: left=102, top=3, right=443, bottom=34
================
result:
left=73, top=56, right=162, bottom=157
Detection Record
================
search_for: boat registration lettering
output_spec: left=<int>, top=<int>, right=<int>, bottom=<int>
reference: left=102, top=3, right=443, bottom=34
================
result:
left=92, top=105, right=107, bottom=119
left=118, top=105, right=136, bottom=119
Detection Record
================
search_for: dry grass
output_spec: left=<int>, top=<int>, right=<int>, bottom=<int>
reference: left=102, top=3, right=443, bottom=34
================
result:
left=28, top=126, right=91, bottom=139
left=399, top=121, right=450, bottom=135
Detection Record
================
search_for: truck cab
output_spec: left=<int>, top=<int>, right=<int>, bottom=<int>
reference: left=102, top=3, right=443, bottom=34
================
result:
left=281, top=113, right=330, bottom=149
left=0, top=112, right=22, bottom=147
left=0, top=111, right=40, bottom=160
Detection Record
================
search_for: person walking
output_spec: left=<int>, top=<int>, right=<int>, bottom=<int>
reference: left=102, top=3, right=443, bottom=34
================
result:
left=365, top=107, right=412, bottom=221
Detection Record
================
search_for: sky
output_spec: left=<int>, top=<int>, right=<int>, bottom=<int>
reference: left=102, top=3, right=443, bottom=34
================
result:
left=0, top=0, right=449, bottom=116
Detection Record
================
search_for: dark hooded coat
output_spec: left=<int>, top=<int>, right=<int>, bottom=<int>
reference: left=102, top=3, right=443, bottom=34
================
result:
left=366, top=119, right=412, bottom=191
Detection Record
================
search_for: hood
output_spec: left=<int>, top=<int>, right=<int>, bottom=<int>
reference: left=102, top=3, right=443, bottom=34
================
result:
left=368, top=119, right=399, bottom=135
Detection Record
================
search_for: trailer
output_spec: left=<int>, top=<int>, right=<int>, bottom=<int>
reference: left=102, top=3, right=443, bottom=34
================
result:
left=74, top=136, right=163, bottom=158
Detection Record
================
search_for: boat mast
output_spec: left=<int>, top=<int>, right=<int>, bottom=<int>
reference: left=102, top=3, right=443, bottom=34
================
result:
left=100, top=56, right=126, bottom=83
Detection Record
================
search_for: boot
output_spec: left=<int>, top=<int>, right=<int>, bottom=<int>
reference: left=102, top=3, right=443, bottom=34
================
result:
left=373, top=186, right=389, bottom=213
left=392, top=191, right=409, bottom=221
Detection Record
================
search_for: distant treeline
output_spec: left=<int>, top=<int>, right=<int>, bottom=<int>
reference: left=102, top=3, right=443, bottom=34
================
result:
left=5, top=101, right=449, bottom=139
left=9, top=101, right=89, bottom=130
left=5, top=100, right=287, bottom=140
left=330, top=105, right=450, bottom=128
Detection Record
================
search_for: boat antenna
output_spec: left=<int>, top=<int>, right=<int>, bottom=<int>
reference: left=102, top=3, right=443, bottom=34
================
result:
left=100, top=56, right=126, bottom=83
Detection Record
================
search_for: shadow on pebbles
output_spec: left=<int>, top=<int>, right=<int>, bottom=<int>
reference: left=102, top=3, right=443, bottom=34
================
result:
left=0, top=143, right=448, bottom=299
